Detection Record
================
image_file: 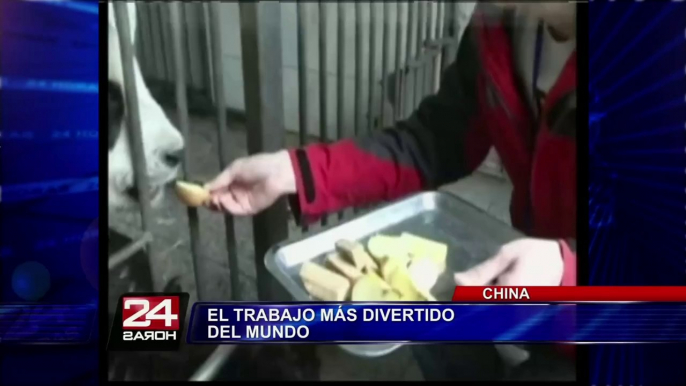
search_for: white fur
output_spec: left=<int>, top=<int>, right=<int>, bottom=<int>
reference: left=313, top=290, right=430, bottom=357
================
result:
left=108, top=3, right=184, bottom=209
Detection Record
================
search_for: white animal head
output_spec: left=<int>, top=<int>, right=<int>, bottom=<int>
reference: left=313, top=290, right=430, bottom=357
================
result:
left=108, top=2, right=184, bottom=209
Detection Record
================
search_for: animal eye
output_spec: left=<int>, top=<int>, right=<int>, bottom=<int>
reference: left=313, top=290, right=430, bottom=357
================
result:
left=108, top=81, right=125, bottom=150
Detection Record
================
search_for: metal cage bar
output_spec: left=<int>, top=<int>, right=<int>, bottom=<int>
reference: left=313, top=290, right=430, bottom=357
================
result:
left=367, top=3, right=377, bottom=133
left=413, top=2, right=426, bottom=110
left=209, top=2, right=241, bottom=301
left=423, top=2, right=437, bottom=98
left=352, top=3, right=365, bottom=215
left=296, top=2, right=310, bottom=233
left=402, top=2, right=415, bottom=118
left=169, top=2, right=205, bottom=301
left=354, top=3, right=364, bottom=137
left=239, top=1, right=289, bottom=301
left=335, top=3, right=346, bottom=221
left=379, top=2, right=391, bottom=128
left=108, top=232, right=153, bottom=270
left=393, top=2, right=404, bottom=122
left=318, top=2, right=329, bottom=227
left=434, top=1, right=446, bottom=91
left=112, top=2, right=160, bottom=291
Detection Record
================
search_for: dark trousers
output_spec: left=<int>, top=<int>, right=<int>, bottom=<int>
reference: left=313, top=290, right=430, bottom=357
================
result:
left=412, top=344, right=575, bottom=381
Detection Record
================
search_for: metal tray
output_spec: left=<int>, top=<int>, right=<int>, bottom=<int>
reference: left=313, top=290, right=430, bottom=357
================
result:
left=264, top=191, right=523, bottom=358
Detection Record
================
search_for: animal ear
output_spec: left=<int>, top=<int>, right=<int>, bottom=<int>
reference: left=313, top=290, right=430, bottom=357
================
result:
left=108, top=2, right=138, bottom=45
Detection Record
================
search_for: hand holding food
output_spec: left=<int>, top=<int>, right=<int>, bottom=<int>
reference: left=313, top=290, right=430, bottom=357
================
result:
left=175, top=181, right=211, bottom=207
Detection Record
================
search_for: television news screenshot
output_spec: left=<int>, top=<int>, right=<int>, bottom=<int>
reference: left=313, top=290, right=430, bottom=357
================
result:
left=0, top=0, right=685, bottom=384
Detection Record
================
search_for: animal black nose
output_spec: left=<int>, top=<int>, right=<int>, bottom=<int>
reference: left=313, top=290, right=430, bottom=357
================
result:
left=163, top=149, right=183, bottom=168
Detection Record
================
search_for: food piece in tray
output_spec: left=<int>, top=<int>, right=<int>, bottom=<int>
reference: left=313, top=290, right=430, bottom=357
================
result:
left=335, top=239, right=379, bottom=272
left=381, top=254, right=409, bottom=282
left=386, top=264, right=422, bottom=299
left=175, top=181, right=210, bottom=207
left=400, top=232, right=448, bottom=271
left=366, top=234, right=402, bottom=263
left=299, top=262, right=351, bottom=301
left=325, top=252, right=363, bottom=282
left=352, top=272, right=402, bottom=301
left=407, top=256, right=441, bottom=293
left=383, top=257, right=438, bottom=302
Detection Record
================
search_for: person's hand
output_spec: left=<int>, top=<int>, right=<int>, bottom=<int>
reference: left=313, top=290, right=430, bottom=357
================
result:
left=454, top=238, right=564, bottom=286
left=204, top=150, right=297, bottom=215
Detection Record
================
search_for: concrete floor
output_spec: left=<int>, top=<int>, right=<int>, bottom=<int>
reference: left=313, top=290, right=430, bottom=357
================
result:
left=109, top=111, right=513, bottom=381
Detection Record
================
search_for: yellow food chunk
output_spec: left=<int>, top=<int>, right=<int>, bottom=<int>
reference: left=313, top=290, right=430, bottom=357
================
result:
left=366, top=234, right=403, bottom=263
left=400, top=232, right=448, bottom=271
left=299, top=262, right=351, bottom=301
left=325, top=252, right=363, bottom=282
left=408, top=256, right=441, bottom=292
left=175, top=181, right=210, bottom=207
left=381, top=255, right=409, bottom=281
left=352, top=272, right=401, bottom=302
left=386, top=264, right=422, bottom=299
left=336, top=239, right=379, bottom=272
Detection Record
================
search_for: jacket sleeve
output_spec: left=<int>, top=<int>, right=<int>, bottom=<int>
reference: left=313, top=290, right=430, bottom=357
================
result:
left=287, top=27, right=492, bottom=224
left=559, top=239, right=577, bottom=286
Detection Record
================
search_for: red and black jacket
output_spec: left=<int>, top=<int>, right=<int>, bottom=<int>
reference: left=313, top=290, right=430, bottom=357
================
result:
left=287, top=9, right=577, bottom=288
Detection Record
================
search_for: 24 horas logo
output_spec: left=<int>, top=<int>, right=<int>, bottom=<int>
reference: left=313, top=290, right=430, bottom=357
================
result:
left=107, top=293, right=189, bottom=351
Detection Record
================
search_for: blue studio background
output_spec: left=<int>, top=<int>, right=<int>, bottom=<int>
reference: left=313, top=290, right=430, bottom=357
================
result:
left=0, top=1, right=99, bottom=385
left=589, top=1, right=686, bottom=385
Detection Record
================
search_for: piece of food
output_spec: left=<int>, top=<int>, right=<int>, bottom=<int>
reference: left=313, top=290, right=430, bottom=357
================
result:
left=336, top=239, right=379, bottom=272
left=407, top=256, right=441, bottom=293
left=325, top=252, right=363, bottom=282
left=400, top=232, right=448, bottom=271
left=386, top=264, right=421, bottom=299
left=352, top=272, right=402, bottom=301
left=366, top=234, right=403, bottom=263
left=175, top=181, right=210, bottom=207
left=381, top=254, right=409, bottom=281
left=299, top=262, right=351, bottom=301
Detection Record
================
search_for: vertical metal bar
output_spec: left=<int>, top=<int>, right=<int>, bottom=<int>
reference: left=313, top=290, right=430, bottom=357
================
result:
left=424, top=1, right=437, bottom=97
left=354, top=3, right=364, bottom=137
left=112, top=3, right=161, bottom=292
left=202, top=3, right=215, bottom=104
left=170, top=2, right=205, bottom=301
left=440, top=1, right=453, bottom=73
left=147, top=3, right=166, bottom=80
left=413, top=1, right=426, bottom=109
left=239, top=2, right=290, bottom=301
left=156, top=4, right=173, bottom=82
left=393, top=2, right=404, bottom=122
left=135, top=3, right=149, bottom=74
left=318, top=2, right=329, bottom=227
left=379, top=2, right=391, bottom=128
left=296, top=2, right=310, bottom=233
left=336, top=3, right=346, bottom=221
left=353, top=2, right=375, bottom=217
left=367, top=3, right=377, bottom=132
left=182, top=3, right=197, bottom=88
left=434, top=1, right=445, bottom=90
left=209, top=2, right=241, bottom=301
left=402, top=2, right=415, bottom=118
left=443, top=1, right=461, bottom=70
left=297, top=3, right=309, bottom=147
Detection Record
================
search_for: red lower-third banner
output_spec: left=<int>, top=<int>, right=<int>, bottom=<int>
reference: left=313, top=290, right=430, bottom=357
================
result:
left=452, top=286, right=686, bottom=302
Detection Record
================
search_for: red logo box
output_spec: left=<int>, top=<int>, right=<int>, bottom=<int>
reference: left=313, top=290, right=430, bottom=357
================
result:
left=122, top=296, right=180, bottom=330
